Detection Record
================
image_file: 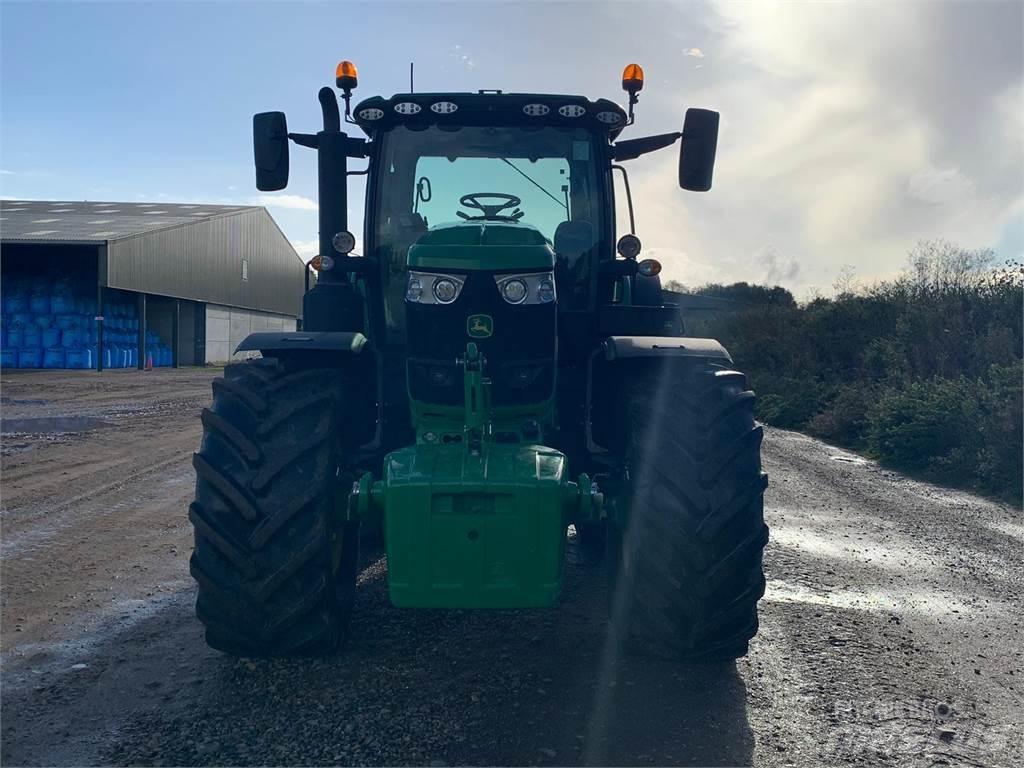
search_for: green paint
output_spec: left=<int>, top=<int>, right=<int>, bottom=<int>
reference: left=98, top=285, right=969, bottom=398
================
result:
left=368, top=217, right=581, bottom=610
left=360, top=342, right=601, bottom=608
left=409, top=396, right=555, bottom=444
left=380, top=441, right=570, bottom=608
left=408, top=221, right=555, bottom=272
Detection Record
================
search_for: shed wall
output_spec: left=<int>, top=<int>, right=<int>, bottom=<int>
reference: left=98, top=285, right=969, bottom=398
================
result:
left=105, top=209, right=302, bottom=317
left=205, top=304, right=296, bottom=363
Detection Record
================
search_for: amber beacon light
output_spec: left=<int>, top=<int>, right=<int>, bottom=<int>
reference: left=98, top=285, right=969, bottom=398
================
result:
left=336, top=60, right=359, bottom=91
left=621, top=63, right=645, bottom=94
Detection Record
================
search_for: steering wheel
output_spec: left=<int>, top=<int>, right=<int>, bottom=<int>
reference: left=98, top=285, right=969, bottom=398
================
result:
left=458, top=192, right=522, bottom=220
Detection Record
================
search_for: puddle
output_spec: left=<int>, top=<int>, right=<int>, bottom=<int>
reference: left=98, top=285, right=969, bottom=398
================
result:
left=1, top=416, right=111, bottom=435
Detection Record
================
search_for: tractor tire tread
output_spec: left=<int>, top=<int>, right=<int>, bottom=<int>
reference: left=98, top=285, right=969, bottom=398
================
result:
left=190, top=358, right=358, bottom=656
left=612, top=359, right=768, bottom=661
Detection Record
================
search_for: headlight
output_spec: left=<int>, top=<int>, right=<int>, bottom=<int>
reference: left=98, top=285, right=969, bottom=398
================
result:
left=501, top=279, right=528, bottom=304
left=433, top=278, right=459, bottom=304
left=332, top=230, right=356, bottom=254
left=406, top=276, right=423, bottom=302
left=537, top=277, right=556, bottom=304
left=405, top=271, right=465, bottom=304
left=495, top=272, right=557, bottom=305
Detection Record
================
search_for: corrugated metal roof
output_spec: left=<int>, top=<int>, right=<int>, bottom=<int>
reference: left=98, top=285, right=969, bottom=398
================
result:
left=0, top=200, right=260, bottom=243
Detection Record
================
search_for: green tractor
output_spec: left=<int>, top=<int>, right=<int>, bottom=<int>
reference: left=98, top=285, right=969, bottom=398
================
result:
left=189, top=61, right=768, bottom=660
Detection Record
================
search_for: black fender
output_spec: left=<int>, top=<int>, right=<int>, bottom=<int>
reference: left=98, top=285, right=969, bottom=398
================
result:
left=235, top=331, right=381, bottom=459
left=586, top=335, right=733, bottom=455
left=632, top=273, right=663, bottom=306
left=601, top=335, right=731, bottom=362
left=234, top=331, right=368, bottom=356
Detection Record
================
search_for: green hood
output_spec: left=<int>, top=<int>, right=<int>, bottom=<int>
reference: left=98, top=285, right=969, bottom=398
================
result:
left=407, top=221, right=555, bottom=272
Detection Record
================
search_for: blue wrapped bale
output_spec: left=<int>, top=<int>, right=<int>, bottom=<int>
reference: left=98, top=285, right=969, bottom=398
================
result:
left=29, top=295, right=50, bottom=314
left=42, top=327, right=62, bottom=348
left=50, top=294, right=75, bottom=313
left=22, top=327, right=41, bottom=349
left=3, top=294, right=28, bottom=315
left=17, top=348, right=43, bottom=368
left=66, top=347, right=92, bottom=369
left=61, top=329, right=83, bottom=348
left=54, top=314, right=80, bottom=330
left=43, top=347, right=66, bottom=368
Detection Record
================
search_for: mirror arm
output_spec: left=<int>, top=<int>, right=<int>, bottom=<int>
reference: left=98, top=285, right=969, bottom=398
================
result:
left=289, top=132, right=319, bottom=149
left=612, top=131, right=681, bottom=162
left=288, top=133, right=368, bottom=160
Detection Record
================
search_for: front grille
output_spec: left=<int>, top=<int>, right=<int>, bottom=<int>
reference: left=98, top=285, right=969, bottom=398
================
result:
left=406, top=272, right=556, bottom=406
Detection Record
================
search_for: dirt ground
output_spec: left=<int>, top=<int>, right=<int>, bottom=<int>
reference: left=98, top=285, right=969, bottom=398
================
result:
left=1, top=367, right=1021, bottom=767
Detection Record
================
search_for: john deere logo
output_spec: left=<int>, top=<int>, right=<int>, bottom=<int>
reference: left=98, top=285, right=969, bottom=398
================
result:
left=467, top=314, right=493, bottom=338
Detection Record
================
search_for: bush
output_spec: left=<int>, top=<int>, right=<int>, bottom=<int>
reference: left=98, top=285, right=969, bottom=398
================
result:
left=806, top=384, right=876, bottom=448
left=866, top=377, right=981, bottom=473
left=751, top=375, right=827, bottom=428
left=975, top=363, right=1023, bottom=500
left=692, top=242, right=1023, bottom=502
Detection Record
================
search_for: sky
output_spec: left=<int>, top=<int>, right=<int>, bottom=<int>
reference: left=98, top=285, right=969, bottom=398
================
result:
left=1, top=0, right=1021, bottom=295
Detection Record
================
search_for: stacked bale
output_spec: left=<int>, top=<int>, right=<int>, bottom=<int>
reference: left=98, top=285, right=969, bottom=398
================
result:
left=0, top=279, right=173, bottom=369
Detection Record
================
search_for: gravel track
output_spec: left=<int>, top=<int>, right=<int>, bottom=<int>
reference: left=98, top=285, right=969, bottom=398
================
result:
left=1, top=368, right=1020, bottom=767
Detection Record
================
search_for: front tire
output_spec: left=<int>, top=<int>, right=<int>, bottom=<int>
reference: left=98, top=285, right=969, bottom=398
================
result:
left=609, top=359, right=769, bottom=660
left=189, top=357, right=359, bottom=656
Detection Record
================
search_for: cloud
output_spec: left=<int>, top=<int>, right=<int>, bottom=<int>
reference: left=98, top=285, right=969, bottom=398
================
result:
left=253, top=194, right=318, bottom=211
left=908, top=168, right=976, bottom=205
left=450, top=44, right=476, bottom=71
left=754, top=245, right=800, bottom=284
left=683, top=48, right=705, bottom=58
left=0, top=169, right=13, bottom=175
left=290, top=238, right=320, bottom=259
left=626, top=0, right=1024, bottom=294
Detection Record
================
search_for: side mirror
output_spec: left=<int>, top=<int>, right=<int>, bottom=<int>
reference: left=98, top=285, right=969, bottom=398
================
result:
left=253, top=111, right=289, bottom=191
left=679, top=108, right=719, bottom=192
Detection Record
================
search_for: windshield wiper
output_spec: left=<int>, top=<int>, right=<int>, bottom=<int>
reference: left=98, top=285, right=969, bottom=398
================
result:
left=500, top=159, right=568, bottom=214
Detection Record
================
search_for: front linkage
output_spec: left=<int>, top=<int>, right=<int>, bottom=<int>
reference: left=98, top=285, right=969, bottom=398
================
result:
left=348, top=343, right=603, bottom=609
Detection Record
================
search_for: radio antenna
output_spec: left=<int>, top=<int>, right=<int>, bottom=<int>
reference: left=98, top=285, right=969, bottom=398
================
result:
left=410, top=62, right=415, bottom=93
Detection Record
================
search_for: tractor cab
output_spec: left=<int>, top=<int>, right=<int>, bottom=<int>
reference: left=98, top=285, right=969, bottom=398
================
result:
left=354, top=94, right=622, bottom=333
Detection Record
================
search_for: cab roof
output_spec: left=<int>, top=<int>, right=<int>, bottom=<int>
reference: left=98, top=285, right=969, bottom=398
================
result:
left=351, top=92, right=629, bottom=140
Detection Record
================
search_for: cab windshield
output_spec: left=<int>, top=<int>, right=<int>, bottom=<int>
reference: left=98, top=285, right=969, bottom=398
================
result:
left=372, top=125, right=605, bottom=335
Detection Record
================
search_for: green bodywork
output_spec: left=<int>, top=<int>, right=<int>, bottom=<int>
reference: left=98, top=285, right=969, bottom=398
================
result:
left=380, top=441, right=572, bottom=608
left=353, top=271, right=601, bottom=607
left=407, top=221, right=555, bottom=272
